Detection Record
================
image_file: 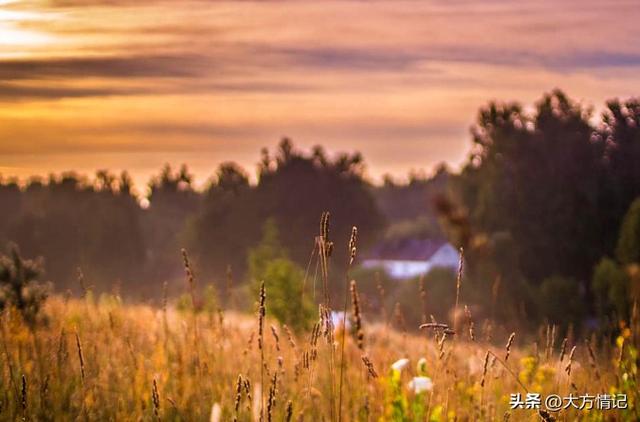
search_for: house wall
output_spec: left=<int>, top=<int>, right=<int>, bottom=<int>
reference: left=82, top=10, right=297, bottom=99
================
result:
left=361, top=243, right=460, bottom=279
left=362, top=259, right=431, bottom=279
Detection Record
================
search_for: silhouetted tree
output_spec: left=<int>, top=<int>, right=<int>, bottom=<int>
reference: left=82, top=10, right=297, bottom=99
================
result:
left=144, top=164, right=200, bottom=285
left=454, top=90, right=640, bottom=324
left=2, top=171, right=146, bottom=293
left=255, top=139, right=384, bottom=282
left=188, top=139, right=384, bottom=292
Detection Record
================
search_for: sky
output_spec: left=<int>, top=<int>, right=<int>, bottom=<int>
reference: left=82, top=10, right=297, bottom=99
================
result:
left=1, top=0, right=639, bottom=190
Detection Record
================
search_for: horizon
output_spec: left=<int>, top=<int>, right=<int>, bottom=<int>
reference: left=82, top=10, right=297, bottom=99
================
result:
left=0, top=140, right=455, bottom=198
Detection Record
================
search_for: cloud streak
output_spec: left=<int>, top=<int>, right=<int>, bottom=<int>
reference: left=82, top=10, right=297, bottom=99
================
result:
left=0, top=54, right=205, bottom=80
left=0, top=82, right=147, bottom=100
left=1, top=0, right=639, bottom=183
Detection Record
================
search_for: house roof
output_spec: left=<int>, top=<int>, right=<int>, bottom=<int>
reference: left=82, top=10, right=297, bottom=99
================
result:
left=364, top=238, right=449, bottom=262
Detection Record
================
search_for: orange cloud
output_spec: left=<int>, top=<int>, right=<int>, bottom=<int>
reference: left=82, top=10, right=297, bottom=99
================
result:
left=1, top=0, right=639, bottom=186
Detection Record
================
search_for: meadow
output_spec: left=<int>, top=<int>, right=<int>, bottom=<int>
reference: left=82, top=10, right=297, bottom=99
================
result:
left=0, top=248, right=637, bottom=421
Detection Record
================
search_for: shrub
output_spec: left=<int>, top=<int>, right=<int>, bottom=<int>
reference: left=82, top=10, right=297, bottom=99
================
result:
left=617, top=198, right=640, bottom=265
left=592, top=257, right=630, bottom=320
left=248, top=219, right=314, bottom=332
left=0, top=245, right=50, bottom=325
left=257, top=257, right=314, bottom=331
left=591, top=197, right=640, bottom=324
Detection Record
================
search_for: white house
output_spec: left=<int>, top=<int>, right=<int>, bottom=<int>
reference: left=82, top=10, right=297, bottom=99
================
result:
left=361, top=238, right=460, bottom=279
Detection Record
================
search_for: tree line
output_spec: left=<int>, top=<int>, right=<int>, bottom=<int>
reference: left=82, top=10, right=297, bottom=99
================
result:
left=1, top=89, right=640, bottom=330
left=0, top=139, right=384, bottom=300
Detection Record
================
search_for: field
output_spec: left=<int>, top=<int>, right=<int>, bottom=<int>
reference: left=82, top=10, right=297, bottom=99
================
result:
left=0, top=289, right=637, bottom=421
left=2, top=0, right=639, bottom=420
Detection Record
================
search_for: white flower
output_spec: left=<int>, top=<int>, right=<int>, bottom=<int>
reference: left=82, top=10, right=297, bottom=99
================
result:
left=408, top=376, right=433, bottom=394
left=210, top=403, right=221, bottom=422
left=391, top=358, right=410, bottom=372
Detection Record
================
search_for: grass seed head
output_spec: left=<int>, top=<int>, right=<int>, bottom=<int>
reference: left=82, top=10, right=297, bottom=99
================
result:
left=505, top=332, right=515, bottom=362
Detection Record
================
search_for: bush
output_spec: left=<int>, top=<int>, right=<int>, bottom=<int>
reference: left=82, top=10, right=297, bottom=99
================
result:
left=617, top=198, right=640, bottom=265
left=591, top=197, right=640, bottom=324
left=248, top=219, right=314, bottom=332
left=592, top=257, right=630, bottom=321
left=257, top=257, right=314, bottom=332
left=0, top=246, right=50, bottom=325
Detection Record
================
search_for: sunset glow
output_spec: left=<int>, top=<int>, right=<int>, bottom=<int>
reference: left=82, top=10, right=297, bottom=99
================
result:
left=1, top=0, right=639, bottom=188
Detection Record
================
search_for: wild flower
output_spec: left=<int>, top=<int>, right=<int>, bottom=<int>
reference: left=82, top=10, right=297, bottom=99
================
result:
left=408, top=376, right=433, bottom=394
left=391, top=358, right=409, bottom=373
left=210, top=403, right=221, bottom=422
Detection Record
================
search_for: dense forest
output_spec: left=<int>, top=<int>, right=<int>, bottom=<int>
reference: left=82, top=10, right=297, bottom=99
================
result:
left=0, top=139, right=386, bottom=299
left=2, top=89, right=640, bottom=330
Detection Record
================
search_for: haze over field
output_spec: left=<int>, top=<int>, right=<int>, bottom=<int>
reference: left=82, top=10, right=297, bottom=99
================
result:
left=1, top=0, right=640, bottom=188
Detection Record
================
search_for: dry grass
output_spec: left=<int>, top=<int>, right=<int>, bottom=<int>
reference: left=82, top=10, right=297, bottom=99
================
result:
left=0, top=293, right=637, bottom=421
left=0, top=213, right=637, bottom=420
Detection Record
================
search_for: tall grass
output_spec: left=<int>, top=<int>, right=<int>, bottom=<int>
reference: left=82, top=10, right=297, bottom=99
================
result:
left=0, top=293, right=637, bottom=420
left=0, top=218, right=637, bottom=421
